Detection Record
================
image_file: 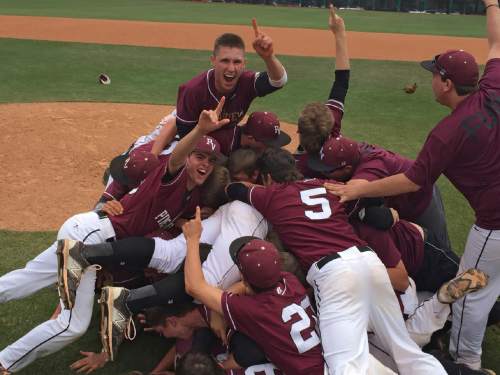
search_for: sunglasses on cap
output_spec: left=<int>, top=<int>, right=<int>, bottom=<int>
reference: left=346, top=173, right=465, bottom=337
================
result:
left=433, top=54, right=449, bottom=80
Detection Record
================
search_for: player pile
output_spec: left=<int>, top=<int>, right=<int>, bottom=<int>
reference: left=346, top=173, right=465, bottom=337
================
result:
left=1, top=3, right=500, bottom=375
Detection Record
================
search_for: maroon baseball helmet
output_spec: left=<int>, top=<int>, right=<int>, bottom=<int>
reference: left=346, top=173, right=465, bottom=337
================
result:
left=229, top=236, right=281, bottom=289
left=242, top=111, right=291, bottom=148
left=110, top=150, right=160, bottom=187
left=308, top=135, right=360, bottom=172
left=421, top=50, right=479, bottom=87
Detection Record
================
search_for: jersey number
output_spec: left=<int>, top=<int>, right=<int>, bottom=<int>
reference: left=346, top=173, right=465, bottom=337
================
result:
left=300, top=187, right=332, bottom=220
left=281, top=297, right=320, bottom=354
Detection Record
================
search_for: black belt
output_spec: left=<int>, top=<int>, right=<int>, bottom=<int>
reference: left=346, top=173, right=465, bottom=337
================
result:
left=317, top=246, right=373, bottom=270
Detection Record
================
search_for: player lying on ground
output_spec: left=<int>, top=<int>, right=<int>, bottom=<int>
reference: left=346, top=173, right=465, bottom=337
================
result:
left=0, top=101, right=228, bottom=373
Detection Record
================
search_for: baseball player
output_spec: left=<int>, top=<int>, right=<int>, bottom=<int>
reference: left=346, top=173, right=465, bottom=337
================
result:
left=309, top=135, right=452, bottom=255
left=293, top=5, right=350, bottom=179
left=326, top=2, right=500, bottom=371
left=176, top=21, right=287, bottom=156
left=57, top=196, right=269, bottom=363
left=0, top=102, right=227, bottom=373
left=181, top=209, right=327, bottom=375
left=226, top=147, right=446, bottom=374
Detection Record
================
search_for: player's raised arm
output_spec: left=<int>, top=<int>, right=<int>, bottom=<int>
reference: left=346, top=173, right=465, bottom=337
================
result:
left=252, top=18, right=287, bottom=87
left=168, top=98, right=229, bottom=174
left=484, top=0, right=500, bottom=60
left=183, top=207, right=224, bottom=315
left=329, top=4, right=349, bottom=70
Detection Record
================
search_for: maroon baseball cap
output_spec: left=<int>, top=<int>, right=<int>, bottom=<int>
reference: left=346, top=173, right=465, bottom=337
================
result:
left=421, top=50, right=479, bottom=87
left=193, top=135, right=226, bottom=162
left=110, top=150, right=160, bottom=187
left=242, top=111, right=291, bottom=148
left=308, top=136, right=360, bottom=173
left=229, top=236, right=281, bottom=289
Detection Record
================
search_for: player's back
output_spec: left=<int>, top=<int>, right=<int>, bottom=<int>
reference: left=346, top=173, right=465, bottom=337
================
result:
left=222, top=272, right=324, bottom=375
left=249, top=179, right=365, bottom=272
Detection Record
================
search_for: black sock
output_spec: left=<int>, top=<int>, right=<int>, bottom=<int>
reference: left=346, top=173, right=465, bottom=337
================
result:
left=126, top=271, right=192, bottom=313
left=82, top=237, right=154, bottom=270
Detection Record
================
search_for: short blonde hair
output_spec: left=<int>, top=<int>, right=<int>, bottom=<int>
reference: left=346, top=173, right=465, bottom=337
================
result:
left=298, top=102, right=333, bottom=154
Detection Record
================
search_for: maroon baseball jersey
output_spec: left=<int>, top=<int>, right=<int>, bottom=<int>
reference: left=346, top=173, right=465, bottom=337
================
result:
left=174, top=306, right=283, bottom=375
left=352, top=221, right=401, bottom=268
left=109, top=156, right=200, bottom=239
left=353, top=142, right=433, bottom=221
left=327, top=98, right=344, bottom=138
left=387, top=221, right=424, bottom=278
left=221, top=272, right=324, bottom=375
left=248, top=179, right=366, bottom=272
left=176, top=69, right=276, bottom=155
left=405, top=59, right=500, bottom=229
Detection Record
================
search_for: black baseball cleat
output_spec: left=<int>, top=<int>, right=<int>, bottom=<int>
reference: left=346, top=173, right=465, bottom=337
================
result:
left=56, top=239, right=93, bottom=309
left=99, top=286, right=136, bottom=362
left=437, top=268, right=488, bottom=304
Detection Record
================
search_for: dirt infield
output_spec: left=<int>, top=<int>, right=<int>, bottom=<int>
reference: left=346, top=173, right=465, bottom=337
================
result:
left=0, top=15, right=488, bottom=62
left=0, top=103, right=299, bottom=231
left=0, top=15, right=483, bottom=231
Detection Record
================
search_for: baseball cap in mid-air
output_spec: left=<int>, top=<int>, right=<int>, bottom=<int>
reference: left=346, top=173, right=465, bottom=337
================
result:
left=110, top=150, right=160, bottom=187
left=242, top=111, right=291, bottom=148
left=420, top=50, right=479, bottom=87
left=229, top=236, right=281, bottom=289
left=308, top=135, right=360, bottom=173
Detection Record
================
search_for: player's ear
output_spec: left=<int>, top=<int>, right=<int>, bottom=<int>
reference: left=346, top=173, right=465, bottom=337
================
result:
left=210, top=54, right=216, bottom=66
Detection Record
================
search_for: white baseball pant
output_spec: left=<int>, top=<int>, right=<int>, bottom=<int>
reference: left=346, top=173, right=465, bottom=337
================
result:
left=450, top=225, right=500, bottom=369
left=0, top=211, right=115, bottom=372
left=307, top=247, right=446, bottom=375
left=149, top=201, right=268, bottom=289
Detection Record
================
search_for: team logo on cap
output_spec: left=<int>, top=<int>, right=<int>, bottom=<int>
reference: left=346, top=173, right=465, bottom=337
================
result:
left=274, top=125, right=280, bottom=135
left=206, top=137, right=217, bottom=151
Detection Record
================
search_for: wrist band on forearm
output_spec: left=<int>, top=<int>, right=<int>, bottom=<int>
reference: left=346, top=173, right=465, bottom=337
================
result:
left=486, top=3, right=499, bottom=9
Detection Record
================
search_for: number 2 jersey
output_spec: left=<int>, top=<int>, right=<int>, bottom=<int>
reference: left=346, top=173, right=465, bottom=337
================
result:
left=236, top=179, right=366, bottom=273
left=221, top=272, right=325, bottom=375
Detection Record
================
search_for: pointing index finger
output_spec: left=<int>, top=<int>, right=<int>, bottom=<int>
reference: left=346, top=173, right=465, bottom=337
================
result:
left=215, top=96, right=226, bottom=115
left=195, top=206, right=201, bottom=221
left=252, top=18, right=259, bottom=37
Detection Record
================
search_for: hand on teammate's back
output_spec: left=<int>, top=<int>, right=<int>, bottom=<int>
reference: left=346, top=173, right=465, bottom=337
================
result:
left=252, top=18, right=274, bottom=59
left=328, top=4, right=345, bottom=35
left=101, top=199, right=124, bottom=216
left=197, top=97, right=230, bottom=135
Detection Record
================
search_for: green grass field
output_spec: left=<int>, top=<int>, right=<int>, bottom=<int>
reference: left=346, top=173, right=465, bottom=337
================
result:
left=0, top=0, right=487, bottom=37
left=0, top=1, right=498, bottom=374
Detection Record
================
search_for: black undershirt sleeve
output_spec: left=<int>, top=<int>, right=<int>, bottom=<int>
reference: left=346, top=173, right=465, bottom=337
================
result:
left=226, top=182, right=251, bottom=204
left=329, top=70, right=350, bottom=104
left=358, top=206, right=395, bottom=230
left=254, top=72, right=282, bottom=97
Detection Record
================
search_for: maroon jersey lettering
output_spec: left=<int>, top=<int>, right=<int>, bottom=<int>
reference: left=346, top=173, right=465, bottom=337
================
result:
left=405, top=59, right=500, bottom=229
left=249, top=179, right=365, bottom=271
left=222, top=273, right=324, bottom=375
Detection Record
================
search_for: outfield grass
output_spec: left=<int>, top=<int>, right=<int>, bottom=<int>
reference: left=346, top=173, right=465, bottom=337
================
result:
left=0, top=0, right=488, bottom=37
left=0, top=37, right=498, bottom=373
